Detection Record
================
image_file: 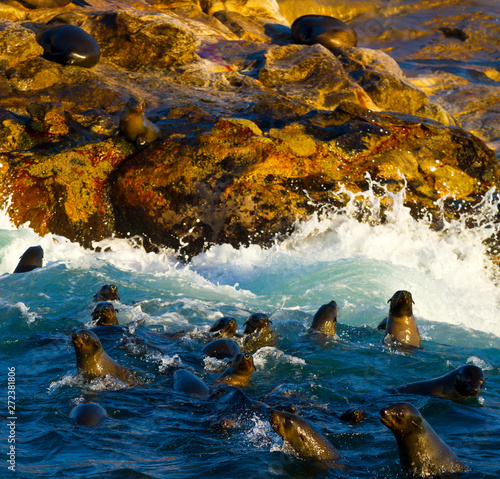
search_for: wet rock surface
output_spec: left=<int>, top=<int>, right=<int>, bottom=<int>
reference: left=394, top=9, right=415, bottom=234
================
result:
left=0, top=0, right=498, bottom=258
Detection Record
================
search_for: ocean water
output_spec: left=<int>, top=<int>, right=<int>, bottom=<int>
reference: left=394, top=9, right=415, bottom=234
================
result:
left=1, top=180, right=499, bottom=478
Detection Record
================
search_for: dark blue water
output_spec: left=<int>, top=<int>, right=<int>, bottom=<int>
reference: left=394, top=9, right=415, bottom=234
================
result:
left=1, top=182, right=499, bottom=478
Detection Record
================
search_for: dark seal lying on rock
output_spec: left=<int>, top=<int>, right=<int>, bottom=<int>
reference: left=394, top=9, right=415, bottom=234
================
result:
left=13, top=246, right=44, bottom=273
left=36, top=24, right=100, bottom=68
left=291, top=15, right=358, bottom=49
left=380, top=403, right=468, bottom=477
left=394, top=364, right=485, bottom=401
left=71, top=329, right=138, bottom=386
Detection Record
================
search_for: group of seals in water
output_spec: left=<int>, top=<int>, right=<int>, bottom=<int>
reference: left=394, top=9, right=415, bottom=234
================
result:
left=13, top=252, right=485, bottom=473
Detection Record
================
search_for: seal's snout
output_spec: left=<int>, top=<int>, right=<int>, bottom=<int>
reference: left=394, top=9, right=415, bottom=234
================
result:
left=269, top=410, right=281, bottom=432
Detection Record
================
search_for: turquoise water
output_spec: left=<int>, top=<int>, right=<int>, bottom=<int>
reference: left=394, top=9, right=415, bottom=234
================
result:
left=0, top=182, right=499, bottom=478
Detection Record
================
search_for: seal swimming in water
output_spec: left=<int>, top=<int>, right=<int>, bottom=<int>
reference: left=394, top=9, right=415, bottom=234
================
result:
left=13, top=246, right=44, bottom=273
left=242, top=313, right=276, bottom=352
left=203, top=338, right=240, bottom=359
left=70, top=402, right=108, bottom=427
left=71, top=329, right=138, bottom=386
left=384, top=290, right=421, bottom=348
left=36, top=24, right=100, bottom=68
left=291, top=15, right=358, bottom=50
left=92, top=284, right=120, bottom=302
left=309, top=301, right=338, bottom=335
left=209, top=317, right=237, bottom=338
left=270, top=409, right=342, bottom=463
left=380, top=403, right=468, bottom=477
left=91, top=302, right=119, bottom=326
left=119, top=97, right=160, bottom=150
left=340, top=406, right=367, bottom=424
left=173, top=369, right=210, bottom=399
left=394, top=364, right=485, bottom=401
left=214, top=353, right=255, bottom=387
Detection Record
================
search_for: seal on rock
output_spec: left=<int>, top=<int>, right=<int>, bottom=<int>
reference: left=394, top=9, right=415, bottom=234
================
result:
left=309, top=301, right=338, bottom=335
left=203, top=338, right=240, bottom=359
left=173, top=369, right=210, bottom=399
left=380, top=402, right=468, bottom=477
left=91, top=302, right=119, bottom=326
left=394, top=364, right=485, bottom=401
left=36, top=24, right=100, bottom=68
left=92, top=284, right=120, bottom=302
left=119, top=97, right=160, bottom=149
left=71, top=329, right=138, bottom=386
left=384, top=290, right=421, bottom=348
left=209, top=317, right=237, bottom=338
left=214, top=353, right=255, bottom=387
left=13, top=246, right=44, bottom=273
left=291, top=15, right=358, bottom=50
left=270, top=409, right=342, bottom=462
left=70, top=402, right=108, bottom=427
left=22, top=0, right=72, bottom=7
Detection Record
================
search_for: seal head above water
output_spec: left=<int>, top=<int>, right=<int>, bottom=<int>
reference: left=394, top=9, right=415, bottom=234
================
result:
left=71, top=329, right=138, bottom=386
left=384, top=290, right=421, bottom=348
left=70, top=402, right=108, bottom=427
left=203, top=338, right=240, bottom=359
left=91, top=302, right=119, bottom=326
left=92, top=284, right=120, bottom=302
left=309, top=301, right=337, bottom=335
left=395, top=364, right=485, bottom=401
left=270, top=409, right=342, bottom=462
left=13, top=246, right=44, bottom=273
left=214, top=353, right=255, bottom=387
left=209, top=317, right=237, bottom=338
left=380, top=403, right=468, bottom=477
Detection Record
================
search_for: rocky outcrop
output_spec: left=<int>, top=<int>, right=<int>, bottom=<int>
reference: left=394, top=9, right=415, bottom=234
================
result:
left=0, top=0, right=498, bottom=258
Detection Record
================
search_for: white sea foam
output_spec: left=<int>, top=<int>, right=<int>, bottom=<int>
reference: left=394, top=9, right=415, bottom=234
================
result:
left=0, top=179, right=498, bottom=338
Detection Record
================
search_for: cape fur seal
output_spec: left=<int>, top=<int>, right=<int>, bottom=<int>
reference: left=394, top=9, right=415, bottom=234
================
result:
left=173, top=369, right=210, bottom=399
left=36, top=24, right=100, bottom=68
left=70, top=402, right=108, bottom=427
left=13, top=246, right=44, bottom=273
left=214, top=353, right=255, bottom=387
left=384, top=290, right=421, bottom=348
left=119, top=97, right=160, bottom=149
left=270, top=409, right=342, bottom=462
left=242, top=313, right=276, bottom=351
left=309, top=301, right=337, bottom=335
left=91, top=302, right=119, bottom=326
left=92, top=284, right=120, bottom=302
left=22, top=0, right=72, bottom=7
left=71, top=329, right=138, bottom=386
left=243, top=313, right=272, bottom=334
left=202, top=338, right=240, bottom=359
left=380, top=403, right=468, bottom=477
left=291, top=15, right=358, bottom=50
left=209, top=317, right=237, bottom=338
left=394, top=364, right=485, bottom=401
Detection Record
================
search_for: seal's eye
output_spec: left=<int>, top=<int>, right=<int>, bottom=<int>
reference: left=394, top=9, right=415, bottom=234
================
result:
left=396, top=410, right=405, bottom=419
